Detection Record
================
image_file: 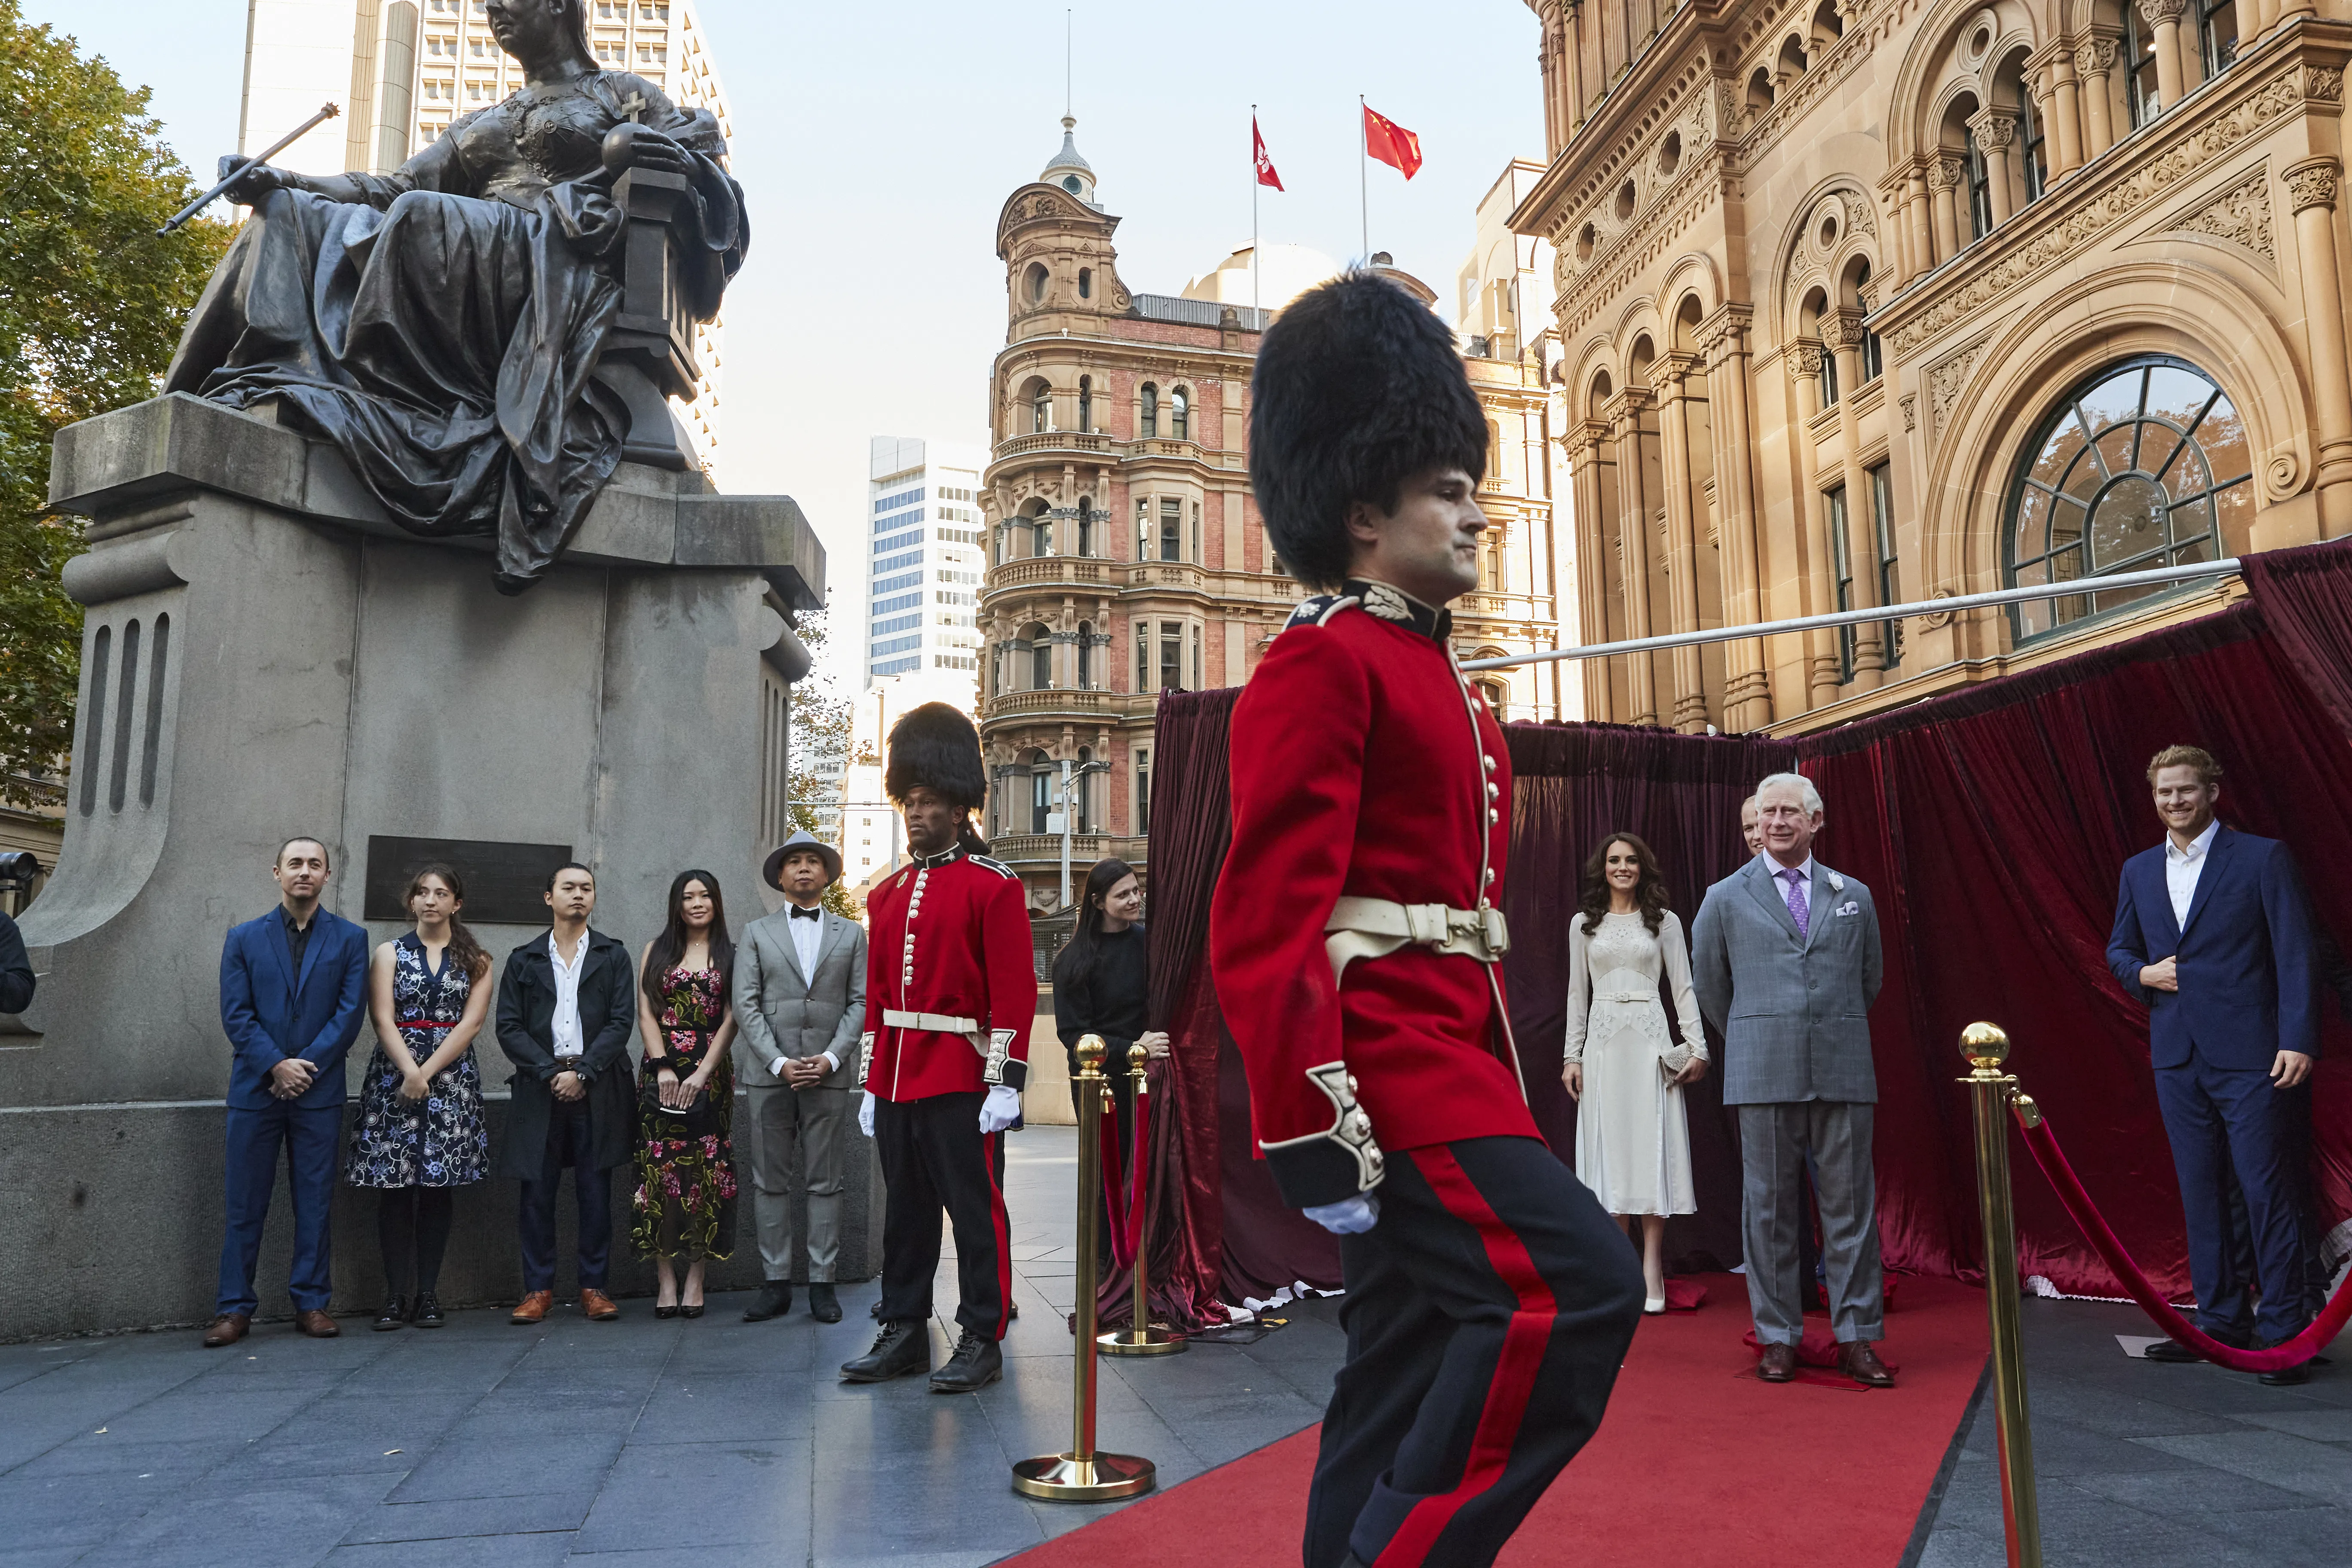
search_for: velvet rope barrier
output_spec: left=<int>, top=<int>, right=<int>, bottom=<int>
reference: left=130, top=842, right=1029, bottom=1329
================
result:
left=2013, top=1106, right=2352, bottom=1372
left=1097, top=1075, right=1153, bottom=1272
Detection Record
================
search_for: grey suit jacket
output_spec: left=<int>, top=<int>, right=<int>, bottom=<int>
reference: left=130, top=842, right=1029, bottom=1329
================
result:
left=732, top=908, right=867, bottom=1090
left=1690, top=855, right=1883, bottom=1106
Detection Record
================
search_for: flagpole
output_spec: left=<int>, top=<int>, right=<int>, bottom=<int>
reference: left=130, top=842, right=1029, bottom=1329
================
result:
left=1253, top=105, right=1261, bottom=315
left=1359, top=95, right=1369, bottom=264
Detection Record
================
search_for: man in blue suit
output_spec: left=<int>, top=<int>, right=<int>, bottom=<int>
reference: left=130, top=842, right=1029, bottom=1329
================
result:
left=204, top=835, right=370, bottom=1347
left=2107, top=745, right=2321, bottom=1385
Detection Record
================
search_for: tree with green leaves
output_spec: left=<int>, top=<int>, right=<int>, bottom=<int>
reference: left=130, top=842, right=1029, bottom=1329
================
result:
left=786, top=606, right=859, bottom=916
left=0, top=0, right=231, bottom=805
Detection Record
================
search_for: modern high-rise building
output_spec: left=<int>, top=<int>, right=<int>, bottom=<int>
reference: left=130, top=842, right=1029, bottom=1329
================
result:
left=237, top=0, right=733, bottom=475
left=864, top=437, right=989, bottom=695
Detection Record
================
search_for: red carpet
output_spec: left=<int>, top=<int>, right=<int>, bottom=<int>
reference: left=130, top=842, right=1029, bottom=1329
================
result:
left=1008, top=1273, right=1988, bottom=1567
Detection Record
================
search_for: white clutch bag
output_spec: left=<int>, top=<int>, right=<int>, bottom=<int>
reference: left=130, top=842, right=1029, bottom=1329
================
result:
left=1658, top=1042, right=1696, bottom=1079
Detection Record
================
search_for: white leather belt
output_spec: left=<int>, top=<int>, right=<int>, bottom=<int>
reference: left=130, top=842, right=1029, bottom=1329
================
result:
left=1323, top=896, right=1510, bottom=982
left=882, top=1010, right=980, bottom=1034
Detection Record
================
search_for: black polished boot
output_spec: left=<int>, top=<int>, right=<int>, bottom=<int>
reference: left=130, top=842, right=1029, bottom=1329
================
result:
left=808, top=1282, right=842, bottom=1323
left=411, top=1292, right=445, bottom=1328
left=928, top=1328, right=1003, bottom=1393
left=839, top=1320, right=930, bottom=1383
left=373, top=1295, right=409, bottom=1332
left=743, top=1281, right=792, bottom=1323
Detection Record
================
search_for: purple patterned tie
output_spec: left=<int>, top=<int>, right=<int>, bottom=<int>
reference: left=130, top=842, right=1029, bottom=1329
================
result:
left=1781, top=868, right=1810, bottom=938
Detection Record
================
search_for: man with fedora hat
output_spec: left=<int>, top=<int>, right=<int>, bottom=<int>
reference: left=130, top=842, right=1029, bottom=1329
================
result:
left=732, top=830, right=867, bottom=1324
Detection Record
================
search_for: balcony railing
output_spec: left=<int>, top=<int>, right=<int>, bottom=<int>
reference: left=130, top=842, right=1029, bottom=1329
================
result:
left=981, top=687, right=1156, bottom=724
left=1131, top=294, right=1273, bottom=330
left=988, top=832, right=1113, bottom=866
left=986, top=557, right=1112, bottom=591
left=994, top=431, right=1115, bottom=460
left=1455, top=590, right=1557, bottom=622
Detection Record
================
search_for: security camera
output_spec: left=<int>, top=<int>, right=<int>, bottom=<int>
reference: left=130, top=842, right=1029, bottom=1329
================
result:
left=0, top=851, right=41, bottom=894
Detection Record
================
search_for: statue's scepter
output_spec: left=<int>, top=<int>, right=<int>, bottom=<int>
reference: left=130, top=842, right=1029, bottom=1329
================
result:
left=158, top=101, right=341, bottom=235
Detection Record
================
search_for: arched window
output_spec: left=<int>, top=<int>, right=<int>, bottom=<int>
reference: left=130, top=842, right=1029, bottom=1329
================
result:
left=1076, top=497, right=1095, bottom=557
left=1026, top=262, right=1050, bottom=304
left=2006, top=358, right=2251, bottom=643
left=1963, top=121, right=1993, bottom=242
left=1476, top=678, right=1509, bottom=716
left=1078, top=376, right=1093, bottom=433
left=2199, top=0, right=2239, bottom=81
left=1035, top=514, right=1055, bottom=556
left=2122, top=5, right=2161, bottom=128
left=1075, top=745, right=1093, bottom=832
left=1030, top=381, right=1051, bottom=434
left=1078, top=266, right=1093, bottom=300
left=1029, top=755, right=1052, bottom=835
left=1138, top=383, right=1158, bottom=438
left=1026, top=623, right=1054, bottom=689
left=1170, top=387, right=1189, bottom=441
left=1076, top=622, right=1094, bottom=689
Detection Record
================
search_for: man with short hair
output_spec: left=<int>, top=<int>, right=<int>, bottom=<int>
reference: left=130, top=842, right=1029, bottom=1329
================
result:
left=2107, top=744, right=2321, bottom=1384
left=1692, top=772, right=1892, bottom=1387
left=206, top=836, right=370, bottom=1346
left=1739, top=795, right=1763, bottom=857
left=734, top=830, right=867, bottom=1324
left=498, top=862, right=637, bottom=1324
left=1213, top=272, right=1642, bottom=1568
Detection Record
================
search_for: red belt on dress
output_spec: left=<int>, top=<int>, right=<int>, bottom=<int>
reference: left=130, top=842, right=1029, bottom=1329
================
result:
left=398, top=1020, right=456, bottom=1029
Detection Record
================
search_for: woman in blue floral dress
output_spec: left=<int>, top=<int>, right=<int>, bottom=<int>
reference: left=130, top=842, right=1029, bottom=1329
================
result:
left=346, top=864, right=492, bottom=1329
left=631, top=870, right=739, bottom=1316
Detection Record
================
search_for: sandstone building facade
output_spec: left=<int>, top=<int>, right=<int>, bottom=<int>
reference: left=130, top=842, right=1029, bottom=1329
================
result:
left=1516, top=0, right=2349, bottom=733
left=975, top=125, right=1573, bottom=908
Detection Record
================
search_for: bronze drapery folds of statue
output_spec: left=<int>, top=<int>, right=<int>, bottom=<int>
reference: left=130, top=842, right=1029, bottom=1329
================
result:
left=163, top=0, right=747, bottom=594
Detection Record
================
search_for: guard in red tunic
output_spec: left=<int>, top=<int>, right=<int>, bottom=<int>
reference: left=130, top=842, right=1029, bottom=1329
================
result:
left=1212, top=274, right=1642, bottom=1568
left=838, top=703, right=1035, bottom=1394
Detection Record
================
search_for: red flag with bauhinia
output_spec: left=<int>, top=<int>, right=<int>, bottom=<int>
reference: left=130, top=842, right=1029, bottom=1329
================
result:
left=1363, top=105, right=1422, bottom=179
left=1254, top=116, right=1284, bottom=191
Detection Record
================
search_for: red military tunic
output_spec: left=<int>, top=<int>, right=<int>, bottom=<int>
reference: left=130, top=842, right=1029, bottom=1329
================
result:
left=1210, top=579, right=1538, bottom=1207
left=859, top=843, right=1035, bottom=1103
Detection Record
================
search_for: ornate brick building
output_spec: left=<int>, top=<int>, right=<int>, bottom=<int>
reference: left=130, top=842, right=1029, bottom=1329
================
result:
left=976, top=122, right=1573, bottom=908
left=1517, top=0, right=2351, bottom=733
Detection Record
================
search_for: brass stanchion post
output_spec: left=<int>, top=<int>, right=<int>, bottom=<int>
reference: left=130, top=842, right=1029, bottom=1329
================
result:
left=1960, top=1022, right=2043, bottom=1568
left=1013, top=1035, right=1157, bottom=1501
left=1102, top=1041, right=1185, bottom=1357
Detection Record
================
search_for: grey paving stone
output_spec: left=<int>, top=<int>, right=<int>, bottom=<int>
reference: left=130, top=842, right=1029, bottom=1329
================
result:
left=384, top=1434, right=623, bottom=1504
left=2132, top=1427, right=2352, bottom=1507
left=342, top=1491, right=594, bottom=1543
left=104, top=1471, right=404, bottom=1567
left=322, top=1531, right=575, bottom=1568
left=0, top=1468, right=195, bottom=1550
left=572, top=1439, right=811, bottom=1552
left=2225, top=1406, right=2352, bottom=1443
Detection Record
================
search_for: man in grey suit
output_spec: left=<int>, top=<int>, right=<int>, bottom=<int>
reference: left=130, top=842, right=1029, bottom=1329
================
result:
left=733, top=831, right=867, bottom=1323
left=1691, top=772, right=1894, bottom=1388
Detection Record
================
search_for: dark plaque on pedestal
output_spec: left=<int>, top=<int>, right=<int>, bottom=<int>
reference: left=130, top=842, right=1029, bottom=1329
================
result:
left=364, top=837, right=576, bottom=925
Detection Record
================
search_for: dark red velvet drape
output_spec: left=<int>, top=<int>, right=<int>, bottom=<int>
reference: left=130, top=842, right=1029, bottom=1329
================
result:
left=1140, top=539, right=2352, bottom=1312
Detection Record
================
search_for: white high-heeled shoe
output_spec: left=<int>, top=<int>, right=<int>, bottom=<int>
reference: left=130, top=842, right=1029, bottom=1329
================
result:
left=1643, top=1296, right=1667, bottom=1315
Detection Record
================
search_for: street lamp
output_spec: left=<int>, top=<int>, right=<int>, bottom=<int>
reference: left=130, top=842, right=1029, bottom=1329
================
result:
left=1053, top=759, right=1112, bottom=910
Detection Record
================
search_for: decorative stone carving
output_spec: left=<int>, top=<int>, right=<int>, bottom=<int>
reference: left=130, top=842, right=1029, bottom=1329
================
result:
left=1969, top=111, right=2018, bottom=153
left=1900, top=392, right=1918, bottom=432
left=2075, top=38, right=2119, bottom=78
left=2282, top=155, right=2342, bottom=214
left=1822, top=310, right=1870, bottom=354
left=1929, top=153, right=1966, bottom=192
left=1920, top=588, right=1960, bottom=630
left=2266, top=444, right=2303, bottom=499
left=1791, top=343, right=1826, bottom=377
left=2158, top=165, right=2275, bottom=262
left=1925, top=337, right=1988, bottom=442
left=2135, top=0, right=2188, bottom=24
left=1844, top=190, right=1876, bottom=237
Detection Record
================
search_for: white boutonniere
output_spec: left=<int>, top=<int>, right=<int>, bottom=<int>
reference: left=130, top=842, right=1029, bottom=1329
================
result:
left=1837, top=900, right=1861, bottom=917
left=1828, top=871, right=1846, bottom=893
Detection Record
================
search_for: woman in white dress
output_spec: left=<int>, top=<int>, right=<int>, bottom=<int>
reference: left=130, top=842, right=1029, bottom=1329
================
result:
left=1561, top=832, right=1709, bottom=1313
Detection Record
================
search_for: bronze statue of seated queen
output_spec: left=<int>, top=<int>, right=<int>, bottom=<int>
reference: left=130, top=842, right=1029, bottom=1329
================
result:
left=165, top=0, right=747, bottom=594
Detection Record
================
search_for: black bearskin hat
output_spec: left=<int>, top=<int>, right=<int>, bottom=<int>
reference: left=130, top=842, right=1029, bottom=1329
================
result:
left=885, top=702, right=987, bottom=812
left=1248, top=271, right=1488, bottom=591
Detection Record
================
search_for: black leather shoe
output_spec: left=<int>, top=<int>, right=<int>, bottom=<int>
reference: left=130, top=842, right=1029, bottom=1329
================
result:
left=870, top=1297, right=885, bottom=1319
left=373, top=1295, right=409, bottom=1332
left=2256, top=1337, right=2315, bottom=1385
left=2143, top=1338, right=2205, bottom=1363
left=840, top=1320, right=930, bottom=1383
left=743, top=1282, right=793, bottom=1323
left=929, top=1328, right=1004, bottom=1393
left=411, top=1293, right=445, bottom=1328
left=808, top=1282, right=842, bottom=1323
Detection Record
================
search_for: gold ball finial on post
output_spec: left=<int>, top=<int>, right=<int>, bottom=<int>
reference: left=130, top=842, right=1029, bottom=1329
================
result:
left=1960, top=1021, right=2011, bottom=1073
left=1075, top=1034, right=1106, bottom=1076
left=1129, top=1041, right=1148, bottom=1072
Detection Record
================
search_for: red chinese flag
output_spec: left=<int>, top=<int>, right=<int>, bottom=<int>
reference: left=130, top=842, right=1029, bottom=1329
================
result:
left=1254, top=116, right=1284, bottom=191
left=1363, top=105, right=1422, bottom=180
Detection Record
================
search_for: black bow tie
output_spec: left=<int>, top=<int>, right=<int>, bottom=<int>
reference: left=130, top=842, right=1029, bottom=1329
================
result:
left=789, top=905, right=821, bottom=921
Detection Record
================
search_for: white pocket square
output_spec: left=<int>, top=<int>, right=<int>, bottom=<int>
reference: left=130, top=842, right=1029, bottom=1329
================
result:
left=1836, top=901, right=1861, bottom=916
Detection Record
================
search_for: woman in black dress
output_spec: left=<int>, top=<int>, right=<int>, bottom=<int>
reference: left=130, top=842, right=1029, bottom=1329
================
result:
left=1050, top=859, right=1168, bottom=1258
left=631, top=870, right=738, bottom=1317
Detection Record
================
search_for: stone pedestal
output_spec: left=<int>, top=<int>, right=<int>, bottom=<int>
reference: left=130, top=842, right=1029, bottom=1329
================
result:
left=0, top=394, right=873, bottom=1341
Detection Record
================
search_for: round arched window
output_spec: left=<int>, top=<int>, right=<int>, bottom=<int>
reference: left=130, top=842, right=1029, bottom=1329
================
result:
left=2006, top=358, right=2250, bottom=642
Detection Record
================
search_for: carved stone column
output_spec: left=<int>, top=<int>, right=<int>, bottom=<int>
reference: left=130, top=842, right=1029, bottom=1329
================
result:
left=1969, top=110, right=2018, bottom=227
left=1567, top=420, right=1616, bottom=720
left=1605, top=388, right=1661, bottom=725
left=2047, top=48, right=2084, bottom=177
left=1823, top=310, right=1884, bottom=689
left=1700, top=305, right=1773, bottom=730
left=1905, top=163, right=1934, bottom=279
left=1929, top=153, right=1964, bottom=261
left=2076, top=39, right=2118, bottom=156
left=2138, top=0, right=2186, bottom=110
left=2277, top=0, right=2315, bottom=28
left=2284, top=156, right=2352, bottom=535
left=1656, top=352, right=1709, bottom=732
left=1788, top=343, right=1844, bottom=710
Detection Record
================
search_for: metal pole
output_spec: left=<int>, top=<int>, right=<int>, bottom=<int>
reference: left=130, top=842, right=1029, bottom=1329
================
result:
left=1459, top=557, right=2242, bottom=672
left=1014, top=1037, right=1156, bottom=1501
left=1253, top=105, right=1261, bottom=315
left=159, top=101, right=340, bottom=234
left=1059, top=758, right=1074, bottom=910
left=1101, top=1041, right=1185, bottom=1357
left=1960, top=1022, right=2043, bottom=1568
left=1359, top=95, right=1369, bottom=263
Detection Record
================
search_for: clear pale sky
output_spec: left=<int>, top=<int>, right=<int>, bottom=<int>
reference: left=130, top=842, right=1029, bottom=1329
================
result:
left=23, top=0, right=1546, bottom=674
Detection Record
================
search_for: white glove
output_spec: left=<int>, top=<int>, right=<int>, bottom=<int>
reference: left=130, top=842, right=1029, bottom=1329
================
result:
left=858, top=1090, right=876, bottom=1139
left=1303, top=1193, right=1381, bottom=1234
left=978, top=1083, right=1022, bottom=1134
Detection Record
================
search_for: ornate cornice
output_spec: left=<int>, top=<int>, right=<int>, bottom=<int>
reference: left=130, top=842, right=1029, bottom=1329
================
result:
left=2282, top=153, right=2342, bottom=212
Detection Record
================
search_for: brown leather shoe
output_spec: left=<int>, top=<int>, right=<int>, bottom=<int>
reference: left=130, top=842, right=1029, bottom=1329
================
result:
left=1758, top=1342, right=1798, bottom=1382
left=202, top=1312, right=251, bottom=1348
left=294, top=1309, right=340, bottom=1338
left=1840, top=1341, right=1896, bottom=1387
left=510, top=1289, right=554, bottom=1325
left=580, top=1288, right=620, bottom=1321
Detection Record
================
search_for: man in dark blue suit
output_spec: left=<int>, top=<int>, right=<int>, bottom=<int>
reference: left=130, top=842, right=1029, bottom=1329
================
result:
left=2107, top=746, right=2321, bottom=1384
left=205, top=836, right=370, bottom=1348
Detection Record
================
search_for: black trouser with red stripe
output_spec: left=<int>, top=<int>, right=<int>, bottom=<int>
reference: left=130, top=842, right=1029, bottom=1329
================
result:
left=1306, top=1136, right=1643, bottom=1568
left=874, top=1090, right=1011, bottom=1339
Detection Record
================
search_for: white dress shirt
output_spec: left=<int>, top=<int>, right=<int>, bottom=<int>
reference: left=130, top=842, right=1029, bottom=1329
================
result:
left=548, top=930, right=589, bottom=1060
left=1763, top=853, right=1816, bottom=924
left=775, top=906, right=840, bottom=1078
left=2164, top=818, right=2220, bottom=928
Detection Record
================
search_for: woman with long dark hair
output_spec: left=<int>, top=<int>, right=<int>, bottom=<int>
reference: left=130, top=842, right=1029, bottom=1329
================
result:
left=631, top=870, right=739, bottom=1317
left=346, top=864, right=493, bottom=1329
left=1051, top=859, right=1168, bottom=1257
left=1560, top=832, right=1707, bottom=1314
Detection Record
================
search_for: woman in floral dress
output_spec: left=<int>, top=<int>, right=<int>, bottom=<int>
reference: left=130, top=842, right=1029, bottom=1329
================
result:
left=346, top=864, right=492, bottom=1329
left=631, top=869, right=739, bottom=1315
